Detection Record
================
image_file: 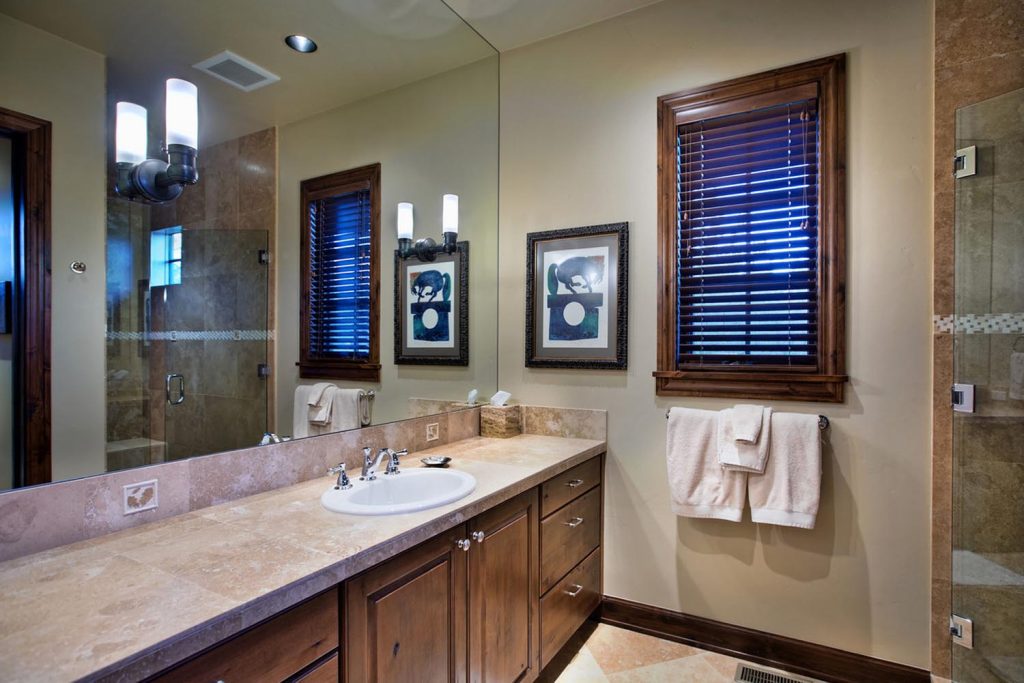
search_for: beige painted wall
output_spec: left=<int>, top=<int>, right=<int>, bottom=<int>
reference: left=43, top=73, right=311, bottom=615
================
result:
left=498, top=0, right=933, bottom=668
left=0, top=15, right=107, bottom=483
left=276, top=57, right=499, bottom=433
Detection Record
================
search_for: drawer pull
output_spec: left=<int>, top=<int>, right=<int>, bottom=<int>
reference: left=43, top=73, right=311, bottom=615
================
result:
left=563, top=516, right=584, bottom=528
left=566, top=478, right=584, bottom=488
left=564, top=583, right=584, bottom=598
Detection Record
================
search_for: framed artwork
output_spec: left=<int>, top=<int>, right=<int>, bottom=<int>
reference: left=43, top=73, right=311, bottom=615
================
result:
left=525, top=223, right=628, bottom=369
left=394, top=241, right=469, bottom=366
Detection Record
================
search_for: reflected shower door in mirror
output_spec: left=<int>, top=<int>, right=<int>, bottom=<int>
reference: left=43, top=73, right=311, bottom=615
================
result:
left=107, top=204, right=271, bottom=469
left=0, top=0, right=499, bottom=490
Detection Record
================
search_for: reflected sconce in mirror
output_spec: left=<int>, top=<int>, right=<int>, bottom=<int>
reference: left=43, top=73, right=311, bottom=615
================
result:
left=114, top=79, right=200, bottom=203
left=396, top=194, right=460, bottom=261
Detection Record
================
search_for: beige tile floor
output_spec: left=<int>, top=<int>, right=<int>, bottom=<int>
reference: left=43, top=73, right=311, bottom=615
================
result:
left=541, top=622, right=758, bottom=682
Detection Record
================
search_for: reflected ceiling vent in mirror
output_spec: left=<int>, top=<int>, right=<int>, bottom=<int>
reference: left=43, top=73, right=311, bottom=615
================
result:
left=193, top=50, right=280, bottom=92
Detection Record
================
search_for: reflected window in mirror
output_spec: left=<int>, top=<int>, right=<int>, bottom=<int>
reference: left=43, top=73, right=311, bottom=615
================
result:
left=299, top=163, right=381, bottom=381
left=149, top=226, right=183, bottom=287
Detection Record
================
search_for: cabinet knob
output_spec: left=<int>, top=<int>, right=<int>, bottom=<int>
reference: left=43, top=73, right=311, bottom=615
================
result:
left=471, top=531, right=486, bottom=543
left=564, top=583, right=584, bottom=598
left=566, top=478, right=584, bottom=488
left=456, top=538, right=472, bottom=551
left=563, top=516, right=584, bottom=528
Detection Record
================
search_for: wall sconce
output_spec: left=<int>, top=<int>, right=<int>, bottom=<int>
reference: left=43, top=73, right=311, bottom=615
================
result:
left=114, top=78, right=200, bottom=203
left=396, top=194, right=460, bottom=261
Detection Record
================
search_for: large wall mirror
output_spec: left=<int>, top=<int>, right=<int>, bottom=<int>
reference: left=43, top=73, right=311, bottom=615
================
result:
left=0, top=0, right=498, bottom=490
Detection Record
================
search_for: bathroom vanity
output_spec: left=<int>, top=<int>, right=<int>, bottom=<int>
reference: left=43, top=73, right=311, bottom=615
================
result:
left=0, top=435, right=605, bottom=682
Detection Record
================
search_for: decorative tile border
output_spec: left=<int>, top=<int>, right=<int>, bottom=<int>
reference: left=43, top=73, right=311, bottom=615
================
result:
left=933, top=314, right=1024, bottom=334
left=107, top=329, right=274, bottom=342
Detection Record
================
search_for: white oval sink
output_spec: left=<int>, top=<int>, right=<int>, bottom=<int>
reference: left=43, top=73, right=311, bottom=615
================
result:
left=321, top=467, right=476, bottom=516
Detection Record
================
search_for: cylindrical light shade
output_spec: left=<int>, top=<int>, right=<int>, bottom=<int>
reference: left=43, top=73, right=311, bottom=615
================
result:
left=442, top=194, right=459, bottom=234
left=397, top=202, right=414, bottom=240
left=115, top=102, right=148, bottom=164
left=165, top=78, right=198, bottom=149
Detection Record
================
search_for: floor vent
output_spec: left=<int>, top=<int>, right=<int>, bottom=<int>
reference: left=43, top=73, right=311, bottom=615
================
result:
left=735, top=664, right=822, bottom=683
left=193, top=50, right=280, bottom=92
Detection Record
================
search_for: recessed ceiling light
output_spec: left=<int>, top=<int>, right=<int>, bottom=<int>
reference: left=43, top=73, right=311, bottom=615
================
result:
left=285, top=35, right=317, bottom=53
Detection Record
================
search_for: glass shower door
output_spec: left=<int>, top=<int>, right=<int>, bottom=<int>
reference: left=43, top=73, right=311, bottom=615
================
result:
left=952, top=87, right=1024, bottom=683
left=150, top=228, right=270, bottom=460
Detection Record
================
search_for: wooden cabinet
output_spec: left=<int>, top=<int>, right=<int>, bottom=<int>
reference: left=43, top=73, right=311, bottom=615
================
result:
left=152, top=588, right=339, bottom=683
left=344, top=490, right=540, bottom=683
left=468, top=490, right=540, bottom=683
left=538, top=456, right=603, bottom=668
left=344, top=527, right=468, bottom=683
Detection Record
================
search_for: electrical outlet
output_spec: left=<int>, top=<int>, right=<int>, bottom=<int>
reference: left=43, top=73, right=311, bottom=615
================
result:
left=426, top=423, right=440, bottom=441
left=123, top=479, right=159, bottom=515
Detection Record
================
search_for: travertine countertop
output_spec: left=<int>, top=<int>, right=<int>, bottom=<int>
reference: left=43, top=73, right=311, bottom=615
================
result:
left=0, top=435, right=604, bottom=682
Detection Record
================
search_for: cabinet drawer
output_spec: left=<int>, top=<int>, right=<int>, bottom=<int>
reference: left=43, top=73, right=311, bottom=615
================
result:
left=540, top=486, right=601, bottom=594
left=154, top=588, right=339, bottom=683
left=541, top=456, right=601, bottom=517
left=540, top=548, right=601, bottom=668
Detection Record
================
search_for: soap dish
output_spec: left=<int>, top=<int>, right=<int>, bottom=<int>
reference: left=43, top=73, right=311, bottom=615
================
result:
left=420, top=456, right=452, bottom=468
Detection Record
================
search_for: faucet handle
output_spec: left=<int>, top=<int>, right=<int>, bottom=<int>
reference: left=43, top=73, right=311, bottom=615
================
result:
left=385, top=448, right=408, bottom=475
left=327, top=463, right=352, bottom=490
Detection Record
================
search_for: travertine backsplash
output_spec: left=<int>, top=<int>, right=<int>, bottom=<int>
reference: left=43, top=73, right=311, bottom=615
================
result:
left=0, top=405, right=607, bottom=563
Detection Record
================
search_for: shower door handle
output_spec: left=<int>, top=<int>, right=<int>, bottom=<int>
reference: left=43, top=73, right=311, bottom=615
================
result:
left=166, top=373, right=185, bottom=405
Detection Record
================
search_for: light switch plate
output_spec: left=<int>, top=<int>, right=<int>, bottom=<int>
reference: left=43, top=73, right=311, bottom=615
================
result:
left=123, top=479, right=159, bottom=515
left=426, top=423, right=439, bottom=441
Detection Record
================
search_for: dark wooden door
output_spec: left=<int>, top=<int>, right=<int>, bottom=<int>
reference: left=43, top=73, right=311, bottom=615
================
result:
left=467, top=490, right=540, bottom=683
left=344, top=526, right=468, bottom=683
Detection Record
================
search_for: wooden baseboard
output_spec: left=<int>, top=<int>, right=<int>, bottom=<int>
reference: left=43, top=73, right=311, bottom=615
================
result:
left=599, top=597, right=929, bottom=683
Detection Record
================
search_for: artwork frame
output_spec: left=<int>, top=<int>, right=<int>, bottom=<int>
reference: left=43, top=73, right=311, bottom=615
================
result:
left=394, top=241, right=469, bottom=366
left=525, top=223, right=628, bottom=369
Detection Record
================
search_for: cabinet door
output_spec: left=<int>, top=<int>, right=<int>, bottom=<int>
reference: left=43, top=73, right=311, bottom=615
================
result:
left=344, top=527, right=468, bottom=683
left=468, top=490, right=540, bottom=683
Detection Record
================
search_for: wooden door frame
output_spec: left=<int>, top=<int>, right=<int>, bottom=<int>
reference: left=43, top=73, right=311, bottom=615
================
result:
left=0, top=106, right=52, bottom=486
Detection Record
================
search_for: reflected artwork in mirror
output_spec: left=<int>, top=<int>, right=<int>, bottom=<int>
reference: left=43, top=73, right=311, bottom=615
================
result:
left=0, top=0, right=499, bottom=491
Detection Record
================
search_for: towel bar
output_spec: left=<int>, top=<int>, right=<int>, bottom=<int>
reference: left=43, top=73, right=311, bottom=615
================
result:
left=665, top=409, right=829, bottom=431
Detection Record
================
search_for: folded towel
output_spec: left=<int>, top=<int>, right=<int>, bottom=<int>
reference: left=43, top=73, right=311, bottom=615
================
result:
left=293, top=385, right=316, bottom=438
left=330, top=388, right=363, bottom=432
left=306, top=382, right=333, bottom=406
left=666, top=407, right=746, bottom=522
left=309, top=385, right=338, bottom=425
left=732, top=404, right=765, bottom=443
left=718, top=407, right=772, bottom=473
left=747, top=412, right=821, bottom=529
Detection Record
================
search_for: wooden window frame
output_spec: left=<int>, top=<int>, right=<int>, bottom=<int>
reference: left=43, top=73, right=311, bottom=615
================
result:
left=1, top=106, right=52, bottom=485
left=299, top=163, right=381, bottom=382
left=654, top=55, right=848, bottom=402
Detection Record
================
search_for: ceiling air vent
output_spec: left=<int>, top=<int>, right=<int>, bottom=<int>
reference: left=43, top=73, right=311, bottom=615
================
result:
left=193, top=50, right=280, bottom=92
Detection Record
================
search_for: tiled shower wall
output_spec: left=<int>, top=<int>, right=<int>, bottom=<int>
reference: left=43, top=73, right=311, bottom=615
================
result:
left=105, top=128, right=277, bottom=470
left=931, top=0, right=1024, bottom=677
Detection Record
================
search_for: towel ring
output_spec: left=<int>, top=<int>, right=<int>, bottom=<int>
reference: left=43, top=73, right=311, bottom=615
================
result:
left=664, top=409, right=829, bottom=431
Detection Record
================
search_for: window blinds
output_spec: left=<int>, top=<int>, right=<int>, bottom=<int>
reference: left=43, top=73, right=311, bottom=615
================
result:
left=676, top=98, right=819, bottom=367
left=307, top=188, right=372, bottom=359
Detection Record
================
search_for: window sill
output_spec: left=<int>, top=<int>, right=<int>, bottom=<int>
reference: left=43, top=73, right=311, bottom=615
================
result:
left=653, top=370, right=847, bottom=403
left=299, top=362, right=381, bottom=383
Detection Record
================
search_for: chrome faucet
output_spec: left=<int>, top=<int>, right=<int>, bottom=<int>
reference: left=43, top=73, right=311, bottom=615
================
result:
left=361, top=446, right=409, bottom=480
left=327, top=462, right=352, bottom=490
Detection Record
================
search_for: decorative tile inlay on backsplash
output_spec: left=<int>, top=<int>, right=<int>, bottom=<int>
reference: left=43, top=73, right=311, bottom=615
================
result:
left=933, top=313, right=1024, bottom=334
left=106, top=329, right=274, bottom=342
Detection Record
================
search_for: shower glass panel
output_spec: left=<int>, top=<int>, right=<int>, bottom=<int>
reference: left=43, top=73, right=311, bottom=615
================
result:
left=106, top=208, right=269, bottom=468
left=952, top=87, right=1024, bottom=683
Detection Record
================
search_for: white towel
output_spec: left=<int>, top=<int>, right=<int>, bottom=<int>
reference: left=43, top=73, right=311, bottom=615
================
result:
left=330, top=388, right=363, bottom=432
left=307, top=383, right=336, bottom=424
left=748, top=412, right=821, bottom=529
left=732, top=404, right=765, bottom=443
left=1010, top=352, right=1024, bottom=400
left=718, top=407, right=772, bottom=473
left=293, top=385, right=316, bottom=438
left=666, top=407, right=746, bottom=522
